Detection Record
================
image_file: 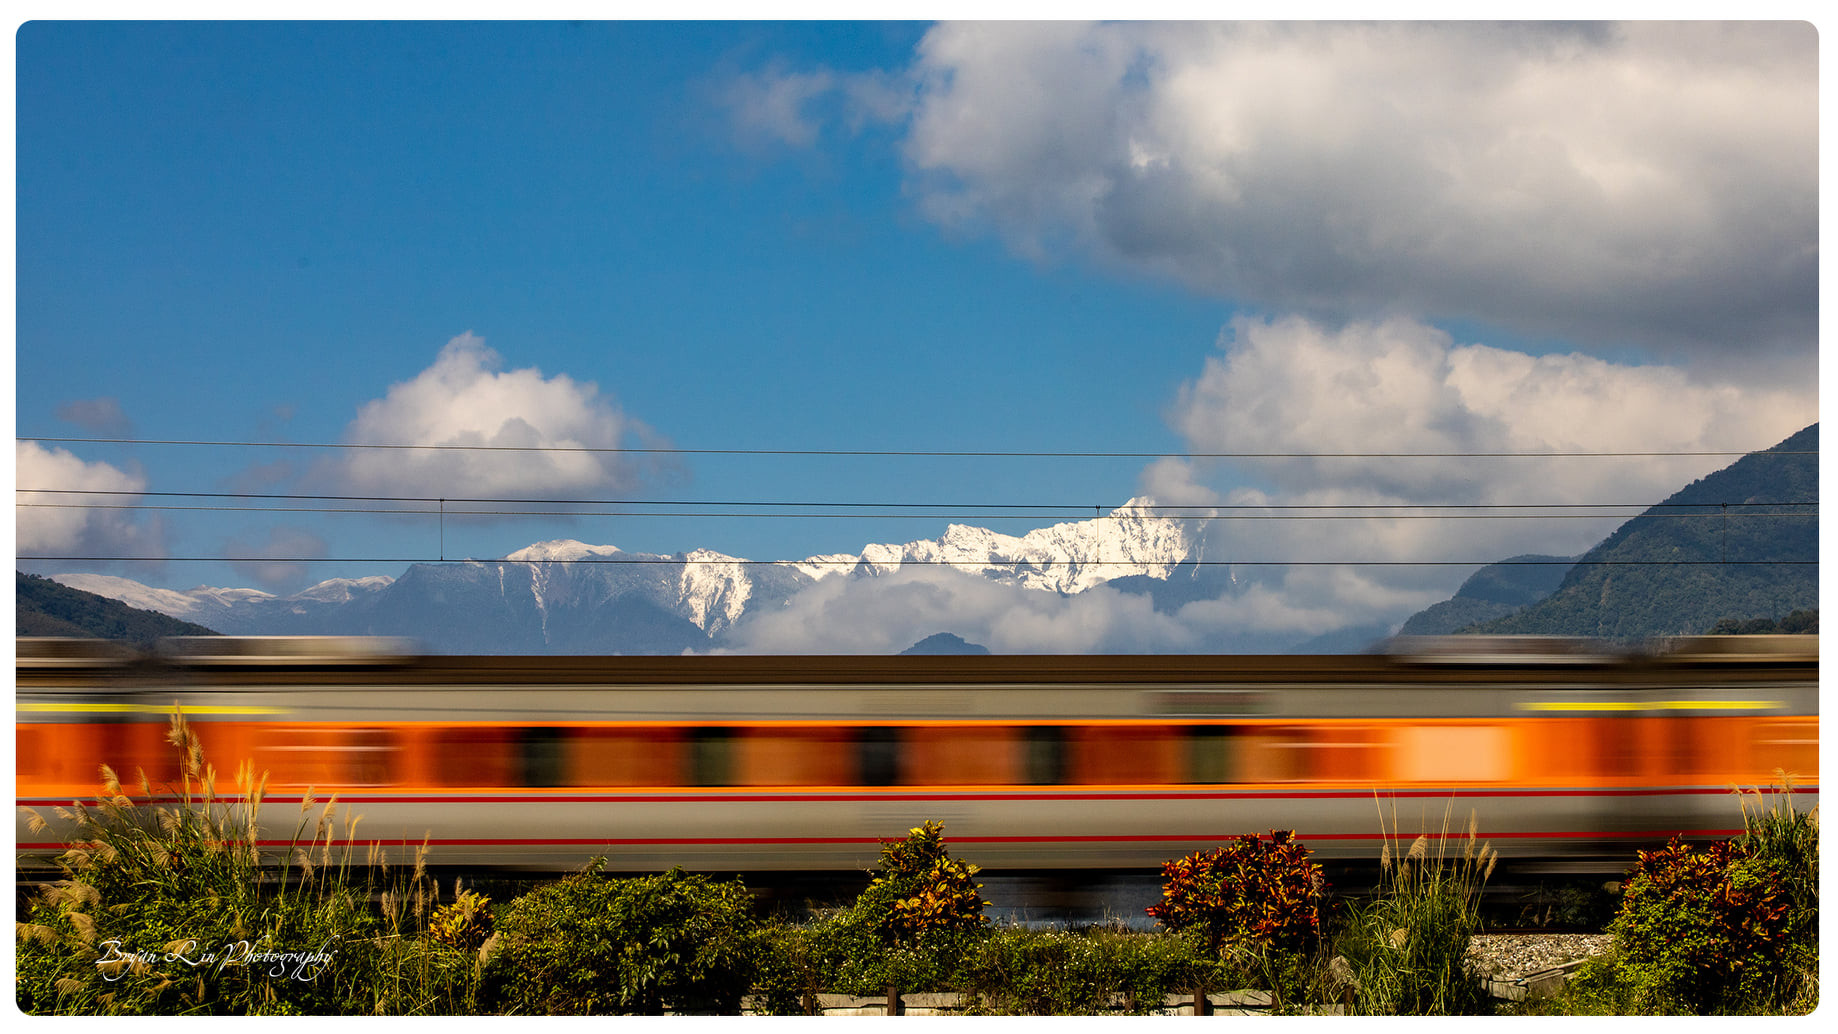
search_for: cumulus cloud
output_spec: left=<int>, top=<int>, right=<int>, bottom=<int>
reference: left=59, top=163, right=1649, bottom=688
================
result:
left=1164, top=314, right=1816, bottom=505
left=720, top=311, right=1816, bottom=652
left=56, top=397, right=133, bottom=436
left=863, top=21, right=1815, bottom=360
left=15, top=442, right=163, bottom=560
left=225, top=526, right=330, bottom=591
left=332, top=333, right=671, bottom=499
left=1135, top=314, right=1818, bottom=632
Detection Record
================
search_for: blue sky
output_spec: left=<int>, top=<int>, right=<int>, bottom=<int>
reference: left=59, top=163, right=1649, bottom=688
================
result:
left=10, top=19, right=1823, bottom=648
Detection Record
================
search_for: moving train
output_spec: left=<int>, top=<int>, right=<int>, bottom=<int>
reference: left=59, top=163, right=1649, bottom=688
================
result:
left=15, top=635, right=1819, bottom=876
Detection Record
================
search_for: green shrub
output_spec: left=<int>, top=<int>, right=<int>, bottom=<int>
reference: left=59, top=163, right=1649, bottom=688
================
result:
left=959, top=925, right=1214, bottom=1015
left=1607, top=835, right=1803, bottom=1013
left=480, top=864, right=756, bottom=1014
left=804, top=821, right=990, bottom=998
left=862, top=820, right=990, bottom=944
left=746, top=921, right=826, bottom=1015
left=1337, top=811, right=1497, bottom=1016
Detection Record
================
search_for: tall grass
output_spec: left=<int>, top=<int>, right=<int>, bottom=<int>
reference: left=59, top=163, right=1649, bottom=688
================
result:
left=16, top=708, right=482, bottom=1014
left=1337, top=801, right=1498, bottom=1015
left=1733, top=773, right=1818, bottom=1014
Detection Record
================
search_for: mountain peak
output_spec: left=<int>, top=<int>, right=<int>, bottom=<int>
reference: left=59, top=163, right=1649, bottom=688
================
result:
left=504, top=540, right=622, bottom=562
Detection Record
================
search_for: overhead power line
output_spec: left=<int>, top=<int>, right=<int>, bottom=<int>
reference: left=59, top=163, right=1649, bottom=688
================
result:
left=17, top=436, right=1816, bottom=459
left=18, top=555, right=1817, bottom=568
left=14, top=501, right=1818, bottom=523
left=14, top=487, right=1819, bottom=518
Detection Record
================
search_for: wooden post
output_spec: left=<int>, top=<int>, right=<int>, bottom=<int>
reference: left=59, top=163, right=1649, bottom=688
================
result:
left=886, top=983, right=903, bottom=1016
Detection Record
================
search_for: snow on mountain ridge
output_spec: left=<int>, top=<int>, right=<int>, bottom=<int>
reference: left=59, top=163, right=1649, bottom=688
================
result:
left=48, top=574, right=259, bottom=621
left=834, top=497, right=1195, bottom=593
left=292, top=575, right=396, bottom=603
left=676, top=548, right=752, bottom=634
left=45, top=497, right=1198, bottom=647
left=504, top=540, right=623, bottom=562
left=787, top=554, right=858, bottom=580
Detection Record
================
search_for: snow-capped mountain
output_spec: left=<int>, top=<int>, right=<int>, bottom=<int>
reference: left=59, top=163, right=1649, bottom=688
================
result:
left=49, top=573, right=275, bottom=624
left=48, top=573, right=396, bottom=635
left=48, top=500, right=1207, bottom=654
left=843, top=498, right=1196, bottom=594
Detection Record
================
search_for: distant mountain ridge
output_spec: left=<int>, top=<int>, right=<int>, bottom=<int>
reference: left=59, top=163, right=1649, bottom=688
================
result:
left=34, top=429, right=1818, bottom=652
left=48, top=500, right=1202, bottom=654
left=16, top=572, right=220, bottom=641
left=902, top=632, right=991, bottom=655
left=1396, top=555, right=1576, bottom=636
left=1392, top=423, right=1818, bottom=638
left=1467, top=424, right=1817, bottom=636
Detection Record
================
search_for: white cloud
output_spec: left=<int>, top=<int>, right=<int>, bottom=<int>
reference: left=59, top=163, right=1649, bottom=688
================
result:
left=15, top=442, right=160, bottom=557
left=333, top=333, right=668, bottom=499
left=718, top=311, right=1815, bottom=653
left=1165, top=314, right=1816, bottom=505
left=895, top=21, right=1815, bottom=359
left=721, top=566, right=1211, bottom=655
left=1137, top=314, right=1818, bottom=633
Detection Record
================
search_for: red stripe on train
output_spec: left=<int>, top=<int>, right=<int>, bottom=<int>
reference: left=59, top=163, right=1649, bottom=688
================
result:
left=15, top=786, right=1816, bottom=807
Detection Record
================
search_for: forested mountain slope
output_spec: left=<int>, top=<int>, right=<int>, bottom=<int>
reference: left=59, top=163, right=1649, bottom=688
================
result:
left=1468, top=424, right=1816, bottom=637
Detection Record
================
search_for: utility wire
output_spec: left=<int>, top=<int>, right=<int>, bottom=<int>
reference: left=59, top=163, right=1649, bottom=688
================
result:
left=14, top=487, right=1818, bottom=514
left=17, top=435, right=1817, bottom=459
left=14, top=501, right=1818, bottom=522
left=18, top=555, right=1817, bottom=568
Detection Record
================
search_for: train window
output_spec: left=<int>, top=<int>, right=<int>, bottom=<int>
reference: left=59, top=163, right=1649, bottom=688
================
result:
left=432, top=728, right=513, bottom=786
left=1068, top=727, right=1183, bottom=784
left=1753, top=719, right=1817, bottom=779
left=1239, top=726, right=1312, bottom=782
left=569, top=728, right=683, bottom=786
left=857, top=727, right=902, bottom=786
left=517, top=727, right=571, bottom=787
left=902, top=726, right=1019, bottom=785
left=687, top=728, right=734, bottom=787
left=1591, top=719, right=1640, bottom=780
left=1310, top=725, right=1385, bottom=782
left=1187, top=726, right=1235, bottom=784
left=1023, top=726, right=1066, bottom=785
left=1394, top=725, right=1511, bottom=783
left=348, top=728, right=396, bottom=786
left=259, top=726, right=399, bottom=787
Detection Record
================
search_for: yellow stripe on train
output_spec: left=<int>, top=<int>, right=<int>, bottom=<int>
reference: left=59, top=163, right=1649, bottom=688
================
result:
left=1517, top=700, right=1784, bottom=712
left=16, top=703, right=289, bottom=715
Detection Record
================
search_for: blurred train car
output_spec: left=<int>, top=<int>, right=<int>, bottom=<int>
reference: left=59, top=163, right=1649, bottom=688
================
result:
left=15, top=635, right=1818, bottom=876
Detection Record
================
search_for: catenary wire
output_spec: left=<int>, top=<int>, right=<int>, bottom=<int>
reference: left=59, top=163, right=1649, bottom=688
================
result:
left=16, top=435, right=1817, bottom=459
left=13, top=502, right=1818, bottom=522
left=13, top=488, right=1818, bottom=518
left=18, top=555, right=1817, bottom=568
